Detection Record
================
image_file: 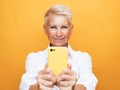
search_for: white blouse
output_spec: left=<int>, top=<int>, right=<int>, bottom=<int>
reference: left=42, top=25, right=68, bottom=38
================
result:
left=19, top=45, right=98, bottom=90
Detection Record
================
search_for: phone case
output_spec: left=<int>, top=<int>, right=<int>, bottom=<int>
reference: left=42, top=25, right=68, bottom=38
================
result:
left=48, top=47, right=68, bottom=77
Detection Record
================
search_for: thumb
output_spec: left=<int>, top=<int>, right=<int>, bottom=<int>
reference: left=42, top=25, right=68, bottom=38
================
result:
left=44, top=63, right=48, bottom=69
left=67, top=64, right=72, bottom=70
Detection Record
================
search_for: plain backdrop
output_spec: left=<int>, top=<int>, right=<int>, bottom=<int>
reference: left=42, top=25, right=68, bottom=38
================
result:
left=0, top=0, right=120, bottom=90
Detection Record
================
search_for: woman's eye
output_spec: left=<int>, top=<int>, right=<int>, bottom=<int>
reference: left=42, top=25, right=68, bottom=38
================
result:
left=61, top=26, right=68, bottom=29
left=50, top=26, right=56, bottom=29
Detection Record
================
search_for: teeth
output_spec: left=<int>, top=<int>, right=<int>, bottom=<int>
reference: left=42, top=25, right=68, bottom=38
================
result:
left=56, top=39, right=62, bottom=40
left=54, top=38, right=63, bottom=40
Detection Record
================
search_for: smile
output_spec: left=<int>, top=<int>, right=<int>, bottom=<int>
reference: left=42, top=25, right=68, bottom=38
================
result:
left=53, top=38, right=64, bottom=40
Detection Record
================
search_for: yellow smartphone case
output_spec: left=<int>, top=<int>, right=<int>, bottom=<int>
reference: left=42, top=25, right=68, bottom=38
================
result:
left=48, top=47, right=68, bottom=77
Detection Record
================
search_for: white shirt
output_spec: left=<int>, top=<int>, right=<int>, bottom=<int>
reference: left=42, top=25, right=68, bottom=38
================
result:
left=19, top=45, right=98, bottom=90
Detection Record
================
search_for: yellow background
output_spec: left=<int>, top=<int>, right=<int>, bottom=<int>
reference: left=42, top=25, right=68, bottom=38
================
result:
left=0, top=0, right=120, bottom=90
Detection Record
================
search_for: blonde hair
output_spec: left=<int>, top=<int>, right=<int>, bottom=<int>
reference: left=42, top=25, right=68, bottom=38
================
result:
left=44, top=5, right=72, bottom=25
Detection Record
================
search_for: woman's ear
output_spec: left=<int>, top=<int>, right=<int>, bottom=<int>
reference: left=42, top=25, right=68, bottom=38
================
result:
left=43, top=24, right=47, bottom=34
left=70, top=24, right=74, bottom=35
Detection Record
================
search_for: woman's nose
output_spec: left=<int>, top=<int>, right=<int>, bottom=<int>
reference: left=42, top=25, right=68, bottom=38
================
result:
left=56, top=28, right=62, bottom=36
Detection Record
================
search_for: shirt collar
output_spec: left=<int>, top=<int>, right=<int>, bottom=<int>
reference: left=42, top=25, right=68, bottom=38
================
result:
left=68, top=44, right=75, bottom=59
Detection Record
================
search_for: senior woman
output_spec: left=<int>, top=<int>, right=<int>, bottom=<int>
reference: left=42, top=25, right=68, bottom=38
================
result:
left=19, top=5, right=98, bottom=90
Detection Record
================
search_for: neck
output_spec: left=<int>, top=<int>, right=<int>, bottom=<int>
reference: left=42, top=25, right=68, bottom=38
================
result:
left=50, top=43, right=68, bottom=47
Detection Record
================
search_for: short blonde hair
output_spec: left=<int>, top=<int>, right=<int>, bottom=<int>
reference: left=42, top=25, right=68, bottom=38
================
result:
left=44, top=5, right=72, bottom=25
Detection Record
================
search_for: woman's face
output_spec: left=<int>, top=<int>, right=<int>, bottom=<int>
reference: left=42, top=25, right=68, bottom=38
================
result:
left=44, top=15, right=73, bottom=47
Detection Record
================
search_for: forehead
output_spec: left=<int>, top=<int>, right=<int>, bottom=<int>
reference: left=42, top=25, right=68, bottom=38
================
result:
left=47, top=15, right=70, bottom=25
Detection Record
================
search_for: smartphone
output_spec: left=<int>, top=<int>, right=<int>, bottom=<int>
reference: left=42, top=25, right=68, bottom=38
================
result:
left=48, top=47, right=68, bottom=77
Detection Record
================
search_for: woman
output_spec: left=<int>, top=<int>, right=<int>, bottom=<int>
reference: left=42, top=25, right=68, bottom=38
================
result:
left=19, top=5, right=98, bottom=90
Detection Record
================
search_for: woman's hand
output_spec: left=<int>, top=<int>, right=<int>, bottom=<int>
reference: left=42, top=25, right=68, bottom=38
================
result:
left=57, top=65, right=77, bottom=90
left=36, top=64, right=56, bottom=90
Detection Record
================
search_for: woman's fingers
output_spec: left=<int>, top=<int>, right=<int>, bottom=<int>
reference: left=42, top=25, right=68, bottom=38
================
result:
left=37, top=69, right=56, bottom=83
left=57, top=69, right=77, bottom=89
left=38, top=78, right=54, bottom=87
left=36, top=67, right=57, bottom=90
left=57, top=69, right=77, bottom=81
left=58, top=80, right=76, bottom=87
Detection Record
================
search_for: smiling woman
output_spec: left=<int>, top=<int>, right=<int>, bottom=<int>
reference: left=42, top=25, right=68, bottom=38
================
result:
left=44, top=15, right=73, bottom=47
left=19, top=5, right=98, bottom=90
left=43, top=5, right=73, bottom=47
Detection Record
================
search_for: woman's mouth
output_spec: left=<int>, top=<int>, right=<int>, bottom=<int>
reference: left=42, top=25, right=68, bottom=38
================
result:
left=52, top=38, right=64, bottom=42
left=54, top=37, right=64, bottom=40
